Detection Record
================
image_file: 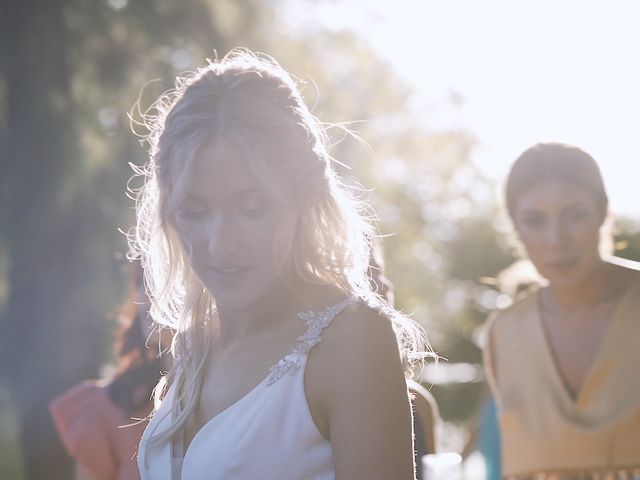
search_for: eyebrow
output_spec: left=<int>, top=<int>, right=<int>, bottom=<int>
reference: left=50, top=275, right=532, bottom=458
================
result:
left=519, top=200, right=590, bottom=213
left=186, top=186, right=268, bottom=202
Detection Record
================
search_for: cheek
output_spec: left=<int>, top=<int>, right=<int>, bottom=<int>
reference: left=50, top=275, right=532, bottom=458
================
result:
left=519, top=238, right=546, bottom=264
left=572, top=219, right=601, bottom=236
left=567, top=220, right=602, bottom=250
left=264, top=215, right=296, bottom=273
left=572, top=233, right=597, bottom=252
left=172, top=220, right=206, bottom=262
left=514, top=225, right=544, bottom=253
left=514, top=229, right=549, bottom=272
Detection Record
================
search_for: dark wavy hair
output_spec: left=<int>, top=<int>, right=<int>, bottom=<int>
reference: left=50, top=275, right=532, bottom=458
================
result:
left=106, top=263, right=166, bottom=413
left=505, top=142, right=608, bottom=221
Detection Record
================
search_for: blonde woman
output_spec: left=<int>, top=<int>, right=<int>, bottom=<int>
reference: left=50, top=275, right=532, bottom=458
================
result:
left=131, top=50, right=427, bottom=480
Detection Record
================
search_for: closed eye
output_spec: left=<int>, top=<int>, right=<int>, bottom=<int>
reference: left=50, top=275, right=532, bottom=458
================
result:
left=176, top=198, right=207, bottom=219
left=238, top=203, right=268, bottom=218
left=237, top=192, right=272, bottom=219
left=521, top=213, right=546, bottom=228
left=562, top=205, right=589, bottom=222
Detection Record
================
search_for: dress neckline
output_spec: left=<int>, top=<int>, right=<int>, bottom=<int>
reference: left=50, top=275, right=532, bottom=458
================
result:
left=172, top=294, right=358, bottom=464
left=532, top=278, right=638, bottom=407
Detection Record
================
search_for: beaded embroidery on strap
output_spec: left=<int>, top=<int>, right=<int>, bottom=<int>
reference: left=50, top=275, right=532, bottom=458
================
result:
left=266, top=295, right=358, bottom=386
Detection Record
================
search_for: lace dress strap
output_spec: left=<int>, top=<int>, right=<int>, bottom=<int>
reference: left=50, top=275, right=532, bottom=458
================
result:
left=266, top=295, right=358, bottom=386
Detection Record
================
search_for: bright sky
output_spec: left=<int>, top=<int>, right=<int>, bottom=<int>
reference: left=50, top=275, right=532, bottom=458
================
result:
left=281, top=0, right=640, bottom=217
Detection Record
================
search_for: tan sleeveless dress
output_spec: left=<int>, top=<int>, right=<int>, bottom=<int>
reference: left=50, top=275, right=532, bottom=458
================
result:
left=484, top=279, right=640, bottom=480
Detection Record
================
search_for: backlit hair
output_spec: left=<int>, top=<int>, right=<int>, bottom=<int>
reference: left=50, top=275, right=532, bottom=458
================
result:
left=130, top=49, right=427, bottom=451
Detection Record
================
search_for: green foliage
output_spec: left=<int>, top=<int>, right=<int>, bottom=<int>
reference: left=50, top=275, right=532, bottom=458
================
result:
left=0, top=382, right=25, bottom=479
left=431, top=381, right=484, bottom=423
left=613, top=217, right=640, bottom=262
left=5, top=1, right=640, bottom=475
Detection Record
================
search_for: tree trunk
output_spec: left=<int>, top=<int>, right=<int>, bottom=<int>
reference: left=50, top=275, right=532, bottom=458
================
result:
left=1, top=0, right=104, bottom=477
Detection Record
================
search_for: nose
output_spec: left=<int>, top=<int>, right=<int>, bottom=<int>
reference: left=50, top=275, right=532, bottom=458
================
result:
left=545, top=218, right=569, bottom=246
left=207, top=211, right=241, bottom=259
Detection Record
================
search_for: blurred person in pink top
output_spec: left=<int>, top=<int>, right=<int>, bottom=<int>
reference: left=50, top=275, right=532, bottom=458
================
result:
left=50, top=263, right=171, bottom=480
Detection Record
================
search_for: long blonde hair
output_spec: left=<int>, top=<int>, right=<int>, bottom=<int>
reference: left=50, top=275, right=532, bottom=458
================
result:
left=130, top=49, right=428, bottom=450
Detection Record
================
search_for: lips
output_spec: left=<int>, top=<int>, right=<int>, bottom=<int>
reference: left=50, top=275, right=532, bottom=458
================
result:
left=208, top=265, right=251, bottom=278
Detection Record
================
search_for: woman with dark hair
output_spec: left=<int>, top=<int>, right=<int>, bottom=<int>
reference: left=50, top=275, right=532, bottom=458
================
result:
left=484, top=142, right=640, bottom=479
left=50, top=264, right=171, bottom=480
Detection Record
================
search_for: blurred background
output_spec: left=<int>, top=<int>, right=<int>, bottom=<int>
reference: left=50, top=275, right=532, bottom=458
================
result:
left=1, top=0, right=639, bottom=478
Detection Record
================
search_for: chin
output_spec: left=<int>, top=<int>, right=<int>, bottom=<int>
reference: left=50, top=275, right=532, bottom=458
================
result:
left=210, top=290, right=256, bottom=311
left=213, top=285, right=278, bottom=312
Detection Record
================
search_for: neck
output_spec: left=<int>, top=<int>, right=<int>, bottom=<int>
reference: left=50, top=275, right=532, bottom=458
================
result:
left=546, top=259, right=611, bottom=310
left=216, top=280, right=296, bottom=346
left=214, top=276, right=346, bottom=346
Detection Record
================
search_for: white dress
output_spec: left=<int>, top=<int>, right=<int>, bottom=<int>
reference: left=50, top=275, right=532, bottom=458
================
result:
left=138, top=296, right=358, bottom=480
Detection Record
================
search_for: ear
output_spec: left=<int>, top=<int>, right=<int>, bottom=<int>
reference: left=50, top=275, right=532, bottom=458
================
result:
left=598, top=209, right=615, bottom=257
left=598, top=205, right=610, bottom=227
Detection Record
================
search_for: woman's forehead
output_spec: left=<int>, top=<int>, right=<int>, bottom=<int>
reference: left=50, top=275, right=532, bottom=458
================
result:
left=516, top=180, right=594, bottom=212
left=186, top=140, right=265, bottom=199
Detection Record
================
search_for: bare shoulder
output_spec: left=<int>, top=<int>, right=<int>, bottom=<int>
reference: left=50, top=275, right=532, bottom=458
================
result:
left=317, top=300, right=401, bottom=366
left=622, top=266, right=640, bottom=291
left=605, top=257, right=640, bottom=296
left=488, top=286, right=539, bottom=334
left=610, top=256, right=640, bottom=280
left=305, top=299, right=407, bottom=433
left=306, top=299, right=415, bottom=478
